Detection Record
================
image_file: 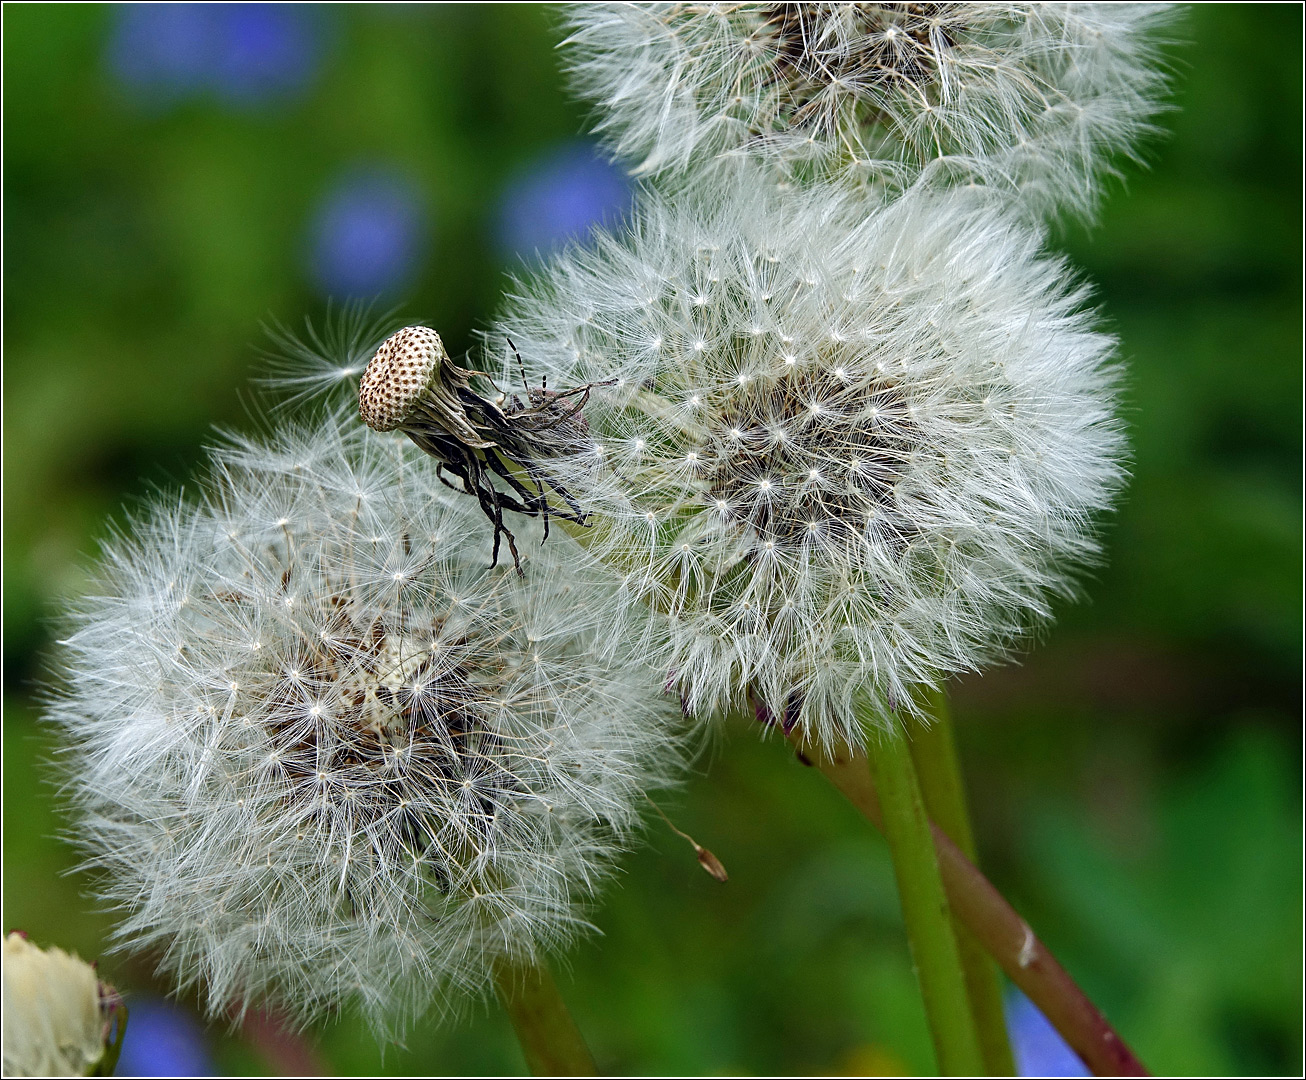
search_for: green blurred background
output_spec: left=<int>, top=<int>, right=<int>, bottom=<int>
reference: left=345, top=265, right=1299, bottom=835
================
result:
left=3, top=4, right=1300, bottom=1076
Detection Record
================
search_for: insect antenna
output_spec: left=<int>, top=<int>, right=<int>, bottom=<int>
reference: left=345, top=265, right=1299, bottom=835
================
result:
left=506, top=336, right=529, bottom=393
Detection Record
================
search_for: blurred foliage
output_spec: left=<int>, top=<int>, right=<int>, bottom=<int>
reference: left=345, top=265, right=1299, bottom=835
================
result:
left=3, top=4, right=1300, bottom=1076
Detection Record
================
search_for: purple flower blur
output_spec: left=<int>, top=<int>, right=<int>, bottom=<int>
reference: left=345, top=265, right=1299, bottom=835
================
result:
left=108, top=4, right=321, bottom=107
left=1007, top=989, right=1092, bottom=1077
left=496, top=142, right=632, bottom=261
left=308, top=168, right=429, bottom=299
left=115, top=997, right=214, bottom=1077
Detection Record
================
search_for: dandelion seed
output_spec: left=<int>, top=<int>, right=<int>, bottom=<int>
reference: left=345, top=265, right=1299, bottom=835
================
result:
left=257, top=299, right=405, bottom=413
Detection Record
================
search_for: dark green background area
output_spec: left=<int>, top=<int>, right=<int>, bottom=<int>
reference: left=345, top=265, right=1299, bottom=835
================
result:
left=3, top=5, right=1300, bottom=1076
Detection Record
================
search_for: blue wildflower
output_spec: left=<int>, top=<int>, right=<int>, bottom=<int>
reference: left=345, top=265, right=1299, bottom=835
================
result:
left=308, top=167, right=428, bottom=299
left=108, top=4, right=321, bottom=108
left=114, top=998, right=214, bottom=1078
left=496, top=141, right=631, bottom=261
left=1007, top=989, right=1091, bottom=1077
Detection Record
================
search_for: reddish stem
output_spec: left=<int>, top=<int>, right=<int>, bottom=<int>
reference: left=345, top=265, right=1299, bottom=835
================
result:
left=239, top=1006, right=331, bottom=1076
left=802, top=739, right=1149, bottom=1078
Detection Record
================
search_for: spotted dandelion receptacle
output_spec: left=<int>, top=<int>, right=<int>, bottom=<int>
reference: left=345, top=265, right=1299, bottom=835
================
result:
left=46, top=418, right=683, bottom=1037
left=358, top=325, right=489, bottom=442
left=490, top=175, right=1125, bottom=750
left=358, top=325, right=603, bottom=574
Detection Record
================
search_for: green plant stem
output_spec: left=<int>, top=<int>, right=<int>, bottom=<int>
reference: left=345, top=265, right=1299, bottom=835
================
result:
left=94, top=1002, right=126, bottom=1077
left=492, top=955, right=597, bottom=1077
left=907, top=689, right=1016, bottom=1077
left=866, top=723, right=986, bottom=1076
left=799, top=735, right=1149, bottom=1077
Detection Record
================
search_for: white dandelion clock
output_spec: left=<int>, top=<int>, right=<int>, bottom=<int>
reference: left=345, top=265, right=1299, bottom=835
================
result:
left=488, top=177, right=1125, bottom=750
left=46, top=417, right=683, bottom=1037
left=564, top=2, right=1175, bottom=221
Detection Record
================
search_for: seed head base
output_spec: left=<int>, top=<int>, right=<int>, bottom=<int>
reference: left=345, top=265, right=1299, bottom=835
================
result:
left=359, top=327, right=606, bottom=575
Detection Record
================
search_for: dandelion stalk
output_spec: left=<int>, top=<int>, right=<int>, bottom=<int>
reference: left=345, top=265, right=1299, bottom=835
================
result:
left=94, top=1003, right=127, bottom=1079
left=866, top=721, right=985, bottom=1076
left=797, top=733, right=1149, bottom=1078
left=493, top=957, right=597, bottom=1077
left=906, top=688, right=1016, bottom=1076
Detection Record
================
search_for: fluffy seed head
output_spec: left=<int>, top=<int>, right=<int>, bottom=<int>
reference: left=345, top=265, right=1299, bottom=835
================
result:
left=46, top=418, right=682, bottom=1036
left=563, top=2, right=1176, bottom=221
left=490, top=177, right=1125, bottom=748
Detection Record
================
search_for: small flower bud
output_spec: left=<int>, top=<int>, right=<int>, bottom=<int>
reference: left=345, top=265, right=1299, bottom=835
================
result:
left=2, top=933, right=126, bottom=1078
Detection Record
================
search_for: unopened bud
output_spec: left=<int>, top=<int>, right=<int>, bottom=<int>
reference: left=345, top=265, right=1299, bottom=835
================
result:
left=2, top=932, right=126, bottom=1078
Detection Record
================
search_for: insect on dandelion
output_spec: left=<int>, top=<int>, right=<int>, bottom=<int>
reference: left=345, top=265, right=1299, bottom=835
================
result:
left=46, top=417, right=683, bottom=1037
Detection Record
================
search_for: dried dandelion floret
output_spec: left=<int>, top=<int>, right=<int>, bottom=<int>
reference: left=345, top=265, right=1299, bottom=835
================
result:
left=359, top=326, right=604, bottom=574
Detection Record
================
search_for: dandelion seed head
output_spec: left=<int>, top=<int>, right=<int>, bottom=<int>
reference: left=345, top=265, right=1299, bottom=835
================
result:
left=563, top=2, right=1176, bottom=222
left=46, top=419, right=682, bottom=1037
left=493, top=177, right=1124, bottom=748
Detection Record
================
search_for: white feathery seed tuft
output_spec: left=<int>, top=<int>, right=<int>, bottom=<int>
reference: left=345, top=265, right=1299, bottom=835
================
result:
left=258, top=300, right=407, bottom=415
left=488, top=176, right=1125, bottom=749
left=46, top=417, right=684, bottom=1037
left=563, top=2, right=1176, bottom=222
